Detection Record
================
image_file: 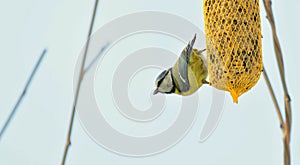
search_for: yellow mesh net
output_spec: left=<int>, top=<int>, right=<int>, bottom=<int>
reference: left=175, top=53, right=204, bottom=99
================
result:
left=203, top=0, right=263, bottom=103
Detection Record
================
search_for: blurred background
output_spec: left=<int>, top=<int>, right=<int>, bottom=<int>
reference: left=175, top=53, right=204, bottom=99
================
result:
left=0, top=0, right=299, bottom=164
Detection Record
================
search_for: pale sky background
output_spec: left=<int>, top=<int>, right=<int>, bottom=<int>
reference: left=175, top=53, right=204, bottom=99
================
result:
left=0, top=0, right=299, bottom=165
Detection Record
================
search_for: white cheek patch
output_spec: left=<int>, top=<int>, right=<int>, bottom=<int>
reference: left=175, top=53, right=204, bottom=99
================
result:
left=158, top=73, right=173, bottom=93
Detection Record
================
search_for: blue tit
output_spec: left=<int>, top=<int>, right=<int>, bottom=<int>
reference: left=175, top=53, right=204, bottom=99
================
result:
left=153, top=34, right=208, bottom=96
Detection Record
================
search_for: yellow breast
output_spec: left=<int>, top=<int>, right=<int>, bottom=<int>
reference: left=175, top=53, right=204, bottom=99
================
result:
left=203, top=0, right=263, bottom=103
left=174, top=49, right=208, bottom=96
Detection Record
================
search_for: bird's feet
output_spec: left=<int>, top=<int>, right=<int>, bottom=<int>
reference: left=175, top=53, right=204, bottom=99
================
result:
left=202, top=80, right=210, bottom=85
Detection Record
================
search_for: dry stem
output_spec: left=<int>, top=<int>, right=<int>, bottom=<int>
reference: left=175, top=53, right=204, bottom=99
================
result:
left=61, top=0, right=99, bottom=164
left=262, top=0, right=292, bottom=165
left=0, top=49, right=47, bottom=141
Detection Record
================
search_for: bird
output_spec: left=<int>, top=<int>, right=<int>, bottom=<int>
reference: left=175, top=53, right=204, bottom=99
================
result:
left=153, top=34, right=208, bottom=96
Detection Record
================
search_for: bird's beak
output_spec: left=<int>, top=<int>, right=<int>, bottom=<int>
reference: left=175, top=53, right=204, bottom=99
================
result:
left=153, top=88, right=159, bottom=95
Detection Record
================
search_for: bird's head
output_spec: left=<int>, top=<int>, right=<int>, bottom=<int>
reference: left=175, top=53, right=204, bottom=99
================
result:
left=153, top=68, right=175, bottom=95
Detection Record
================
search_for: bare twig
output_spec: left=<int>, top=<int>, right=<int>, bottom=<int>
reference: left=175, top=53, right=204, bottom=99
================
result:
left=262, top=0, right=292, bottom=165
left=61, top=0, right=99, bottom=164
left=0, top=49, right=47, bottom=142
left=84, top=42, right=110, bottom=74
left=262, top=67, right=284, bottom=127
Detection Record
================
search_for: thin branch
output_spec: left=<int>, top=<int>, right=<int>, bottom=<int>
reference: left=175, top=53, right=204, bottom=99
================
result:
left=61, top=0, right=99, bottom=164
left=84, top=42, right=110, bottom=74
left=262, top=0, right=292, bottom=165
left=0, top=49, right=47, bottom=141
left=262, top=0, right=292, bottom=128
left=262, top=66, right=284, bottom=127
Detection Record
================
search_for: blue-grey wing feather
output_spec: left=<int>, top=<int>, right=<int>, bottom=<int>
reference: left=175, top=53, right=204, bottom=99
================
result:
left=176, top=34, right=197, bottom=92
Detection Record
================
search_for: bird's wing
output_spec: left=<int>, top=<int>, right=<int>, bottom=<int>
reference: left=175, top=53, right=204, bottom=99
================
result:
left=176, top=34, right=196, bottom=92
left=186, top=34, right=196, bottom=63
